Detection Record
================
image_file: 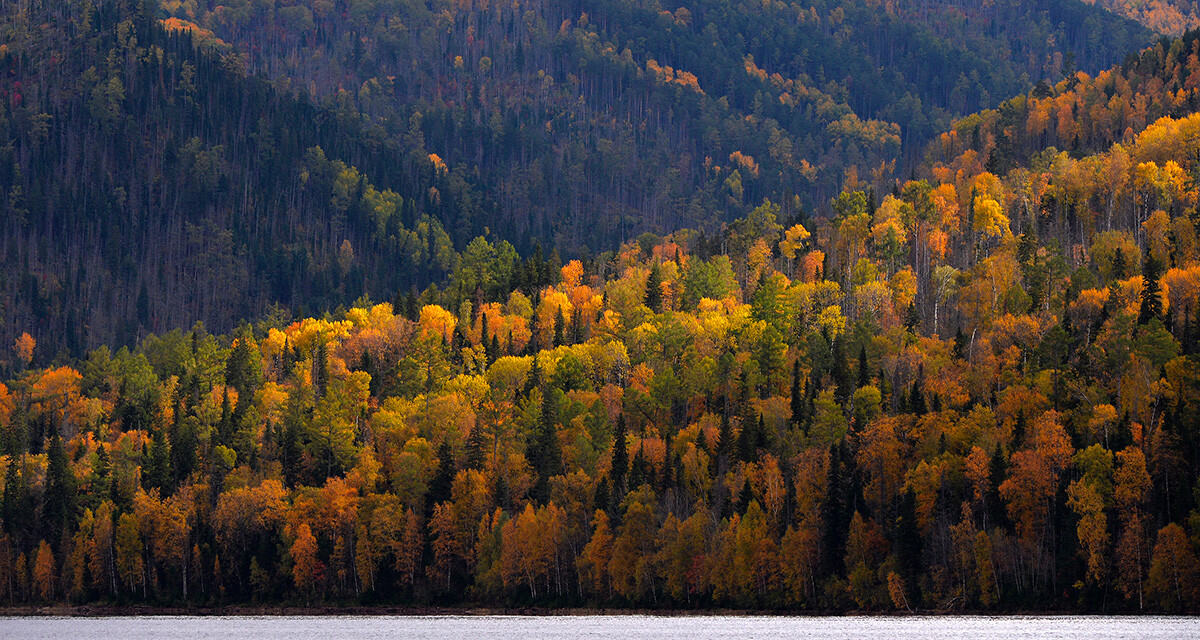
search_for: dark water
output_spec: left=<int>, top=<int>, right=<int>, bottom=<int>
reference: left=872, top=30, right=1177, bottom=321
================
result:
left=0, top=614, right=1196, bottom=639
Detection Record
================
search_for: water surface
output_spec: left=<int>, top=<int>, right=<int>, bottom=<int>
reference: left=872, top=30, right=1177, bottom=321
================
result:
left=1, top=614, right=1195, bottom=640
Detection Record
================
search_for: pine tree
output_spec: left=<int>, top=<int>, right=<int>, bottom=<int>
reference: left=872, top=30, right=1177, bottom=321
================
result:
left=554, top=307, right=566, bottom=347
left=738, top=479, right=754, bottom=515
left=953, top=326, right=968, bottom=359
left=629, top=446, right=647, bottom=491
left=611, top=414, right=628, bottom=495
left=530, top=387, right=563, bottom=503
left=910, top=373, right=927, bottom=416
left=645, top=263, right=662, bottom=313
left=1111, top=247, right=1127, bottom=280
left=44, top=428, right=77, bottom=536
left=857, top=344, right=869, bottom=389
left=1139, top=256, right=1163, bottom=325
left=465, top=426, right=488, bottom=471
left=896, top=487, right=923, bottom=607
left=593, top=475, right=610, bottom=513
left=1, top=459, right=22, bottom=535
left=428, top=440, right=456, bottom=509
left=790, top=359, right=804, bottom=426
left=148, top=427, right=172, bottom=498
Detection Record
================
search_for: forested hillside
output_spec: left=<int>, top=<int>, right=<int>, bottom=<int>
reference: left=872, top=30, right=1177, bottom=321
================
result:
left=5, top=30, right=1200, bottom=607
left=0, top=0, right=487, bottom=357
left=161, top=0, right=1153, bottom=250
left=1084, top=0, right=1200, bottom=36
left=5, top=0, right=1200, bottom=616
left=0, top=0, right=1159, bottom=360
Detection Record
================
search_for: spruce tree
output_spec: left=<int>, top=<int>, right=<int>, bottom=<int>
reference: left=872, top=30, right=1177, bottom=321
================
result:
left=1139, top=255, right=1163, bottom=325
left=611, top=413, right=628, bottom=494
left=465, top=425, right=488, bottom=471
left=896, top=487, right=923, bottom=607
left=857, top=344, right=869, bottom=389
left=645, top=263, right=662, bottom=313
left=428, top=440, right=456, bottom=509
left=790, top=359, right=804, bottom=426
left=45, top=428, right=78, bottom=535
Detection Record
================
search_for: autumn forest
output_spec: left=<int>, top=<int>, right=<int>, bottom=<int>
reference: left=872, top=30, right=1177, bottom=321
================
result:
left=3, top=0, right=1200, bottom=617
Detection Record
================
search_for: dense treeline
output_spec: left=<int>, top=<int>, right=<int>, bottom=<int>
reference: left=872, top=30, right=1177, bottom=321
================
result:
left=5, top=93, right=1200, bottom=608
left=0, top=0, right=1158, bottom=359
left=7, top=0, right=1200, bottom=616
left=0, top=0, right=490, bottom=358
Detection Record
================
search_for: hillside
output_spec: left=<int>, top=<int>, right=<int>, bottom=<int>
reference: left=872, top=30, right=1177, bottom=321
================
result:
left=0, top=0, right=488, bottom=356
left=1084, top=0, right=1200, bottom=35
left=3, top=23, right=1200, bottom=610
left=160, top=0, right=1154, bottom=250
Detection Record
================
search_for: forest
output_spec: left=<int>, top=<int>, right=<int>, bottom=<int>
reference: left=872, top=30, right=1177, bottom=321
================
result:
left=5, top=79, right=1200, bottom=610
left=4, top=0, right=1200, bottom=616
left=0, top=0, right=1158, bottom=358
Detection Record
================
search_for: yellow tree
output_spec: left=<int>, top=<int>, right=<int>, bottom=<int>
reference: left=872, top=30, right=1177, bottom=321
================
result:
left=577, top=510, right=614, bottom=599
left=33, top=540, right=54, bottom=602
left=1114, top=446, right=1152, bottom=608
left=1146, top=523, right=1200, bottom=612
left=1067, top=444, right=1113, bottom=586
left=115, top=513, right=144, bottom=597
left=292, top=522, right=323, bottom=602
left=999, top=411, right=1073, bottom=584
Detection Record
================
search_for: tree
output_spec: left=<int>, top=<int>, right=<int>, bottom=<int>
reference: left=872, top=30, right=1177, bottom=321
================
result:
left=44, top=429, right=78, bottom=537
left=1139, top=256, right=1164, bottom=325
left=645, top=264, right=663, bottom=314
left=1146, top=523, right=1200, bottom=612
left=1115, top=447, right=1152, bottom=608
left=292, top=523, right=323, bottom=602
left=33, top=540, right=55, bottom=601
left=611, top=414, right=628, bottom=496
left=14, top=333, right=34, bottom=370
left=578, top=510, right=614, bottom=598
left=115, top=513, right=144, bottom=596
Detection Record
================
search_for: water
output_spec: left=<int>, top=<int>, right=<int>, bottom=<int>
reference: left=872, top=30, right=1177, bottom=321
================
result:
left=0, top=614, right=1196, bottom=640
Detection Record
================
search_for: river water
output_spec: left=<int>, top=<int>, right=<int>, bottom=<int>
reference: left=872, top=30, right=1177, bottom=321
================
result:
left=0, top=614, right=1196, bottom=639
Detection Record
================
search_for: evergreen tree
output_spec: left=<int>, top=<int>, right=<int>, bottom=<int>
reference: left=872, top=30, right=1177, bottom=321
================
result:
left=1139, top=255, right=1163, bottom=325
left=738, top=479, right=754, bottom=515
left=44, top=428, right=78, bottom=536
left=857, top=344, right=870, bottom=389
left=645, top=263, right=662, bottom=313
left=910, top=371, right=927, bottom=416
left=147, top=427, right=172, bottom=498
left=1111, top=247, right=1127, bottom=280
left=530, top=387, right=563, bottom=503
left=465, top=426, right=488, bottom=472
left=790, top=359, right=804, bottom=426
left=1, top=459, right=23, bottom=536
left=612, top=413, right=629, bottom=495
left=629, top=446, right=647, bottom=491
left=896, top=487, right=923, bottom=607
left=832, top=338, right=852, bottom=406
left=593, top=475, right=610, bottom=513
left=428, top=439, right=456, bottom=510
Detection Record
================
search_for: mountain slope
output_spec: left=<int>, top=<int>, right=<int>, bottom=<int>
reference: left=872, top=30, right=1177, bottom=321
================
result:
left=1084, top=0, right=1200, bottom=35
left=160, top=0, right=1154, bottom=250
left=0, top=0, right=478, bottom=355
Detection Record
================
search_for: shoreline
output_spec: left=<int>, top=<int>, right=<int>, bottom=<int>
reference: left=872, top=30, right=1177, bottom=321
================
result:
left=0, top=605, right=1165, bottom=618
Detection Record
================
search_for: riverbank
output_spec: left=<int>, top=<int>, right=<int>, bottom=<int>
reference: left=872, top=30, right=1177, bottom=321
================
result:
left=0, top=604, right=1151, bottom=617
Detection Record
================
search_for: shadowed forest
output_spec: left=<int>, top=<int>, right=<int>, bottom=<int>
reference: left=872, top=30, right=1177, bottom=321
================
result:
left=2, top=0, right=1200, bottom=616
